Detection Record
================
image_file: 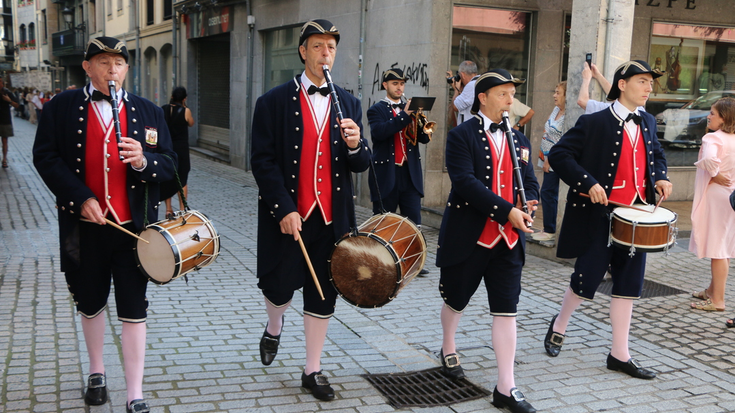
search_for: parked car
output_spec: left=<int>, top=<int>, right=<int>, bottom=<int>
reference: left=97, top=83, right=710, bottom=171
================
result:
left=655, top=90, right=735, bottom=148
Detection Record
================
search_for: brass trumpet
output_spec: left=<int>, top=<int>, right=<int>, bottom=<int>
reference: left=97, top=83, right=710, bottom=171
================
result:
left=402, top=94, right=435, bottom=143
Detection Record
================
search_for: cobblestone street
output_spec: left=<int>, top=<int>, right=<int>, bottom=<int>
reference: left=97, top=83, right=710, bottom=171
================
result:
left=2, top=117, right=735, bottom=412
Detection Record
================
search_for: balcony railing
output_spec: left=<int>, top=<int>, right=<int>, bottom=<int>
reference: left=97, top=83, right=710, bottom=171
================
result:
left=52, top=29, right=85, bottom=56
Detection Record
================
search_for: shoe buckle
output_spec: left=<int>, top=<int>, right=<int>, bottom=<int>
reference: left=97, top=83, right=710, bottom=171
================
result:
left=88, top=374, right=106, bottom=389
left=630, top=358, right=643, bottom=369
left=444, top=354, right=461, bottom=368
left=263, top=336, right=279, bottom=346
left=510, top=388, right=526, bottom=402
left=314, top=373, right=330, bottom=386
left=550, top=332, right=565, bottom=346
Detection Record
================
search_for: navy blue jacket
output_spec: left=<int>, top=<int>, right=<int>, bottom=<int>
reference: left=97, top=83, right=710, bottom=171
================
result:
left=33, top=85, right=177, bottom=272
left=250, top=77, right=371, bottom=282
left=549, top=106, right=668, bottom=258
left=366, top=99, right=430, bottom=201
left=436, top=115, right=539, bottom=268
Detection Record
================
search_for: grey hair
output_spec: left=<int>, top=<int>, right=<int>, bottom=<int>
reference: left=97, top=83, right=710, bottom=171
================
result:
left=458, top=61, right=478, bottom=75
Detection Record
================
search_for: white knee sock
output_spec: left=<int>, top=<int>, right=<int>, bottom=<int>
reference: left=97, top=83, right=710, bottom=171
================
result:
left=81, top=312, right=106, bottom=375
left=609, top=297, right=633, bottom=361
left=554, top=287, right=583, bottom=334
left=122, top=322, right=146, bottom=404
left=440, top=304, right=462, bottom=355
left=304, top=315, right=329, bottom=375
left=264, top=298, right=290, bottom=336
left=493, top=316, right=517, bottom=395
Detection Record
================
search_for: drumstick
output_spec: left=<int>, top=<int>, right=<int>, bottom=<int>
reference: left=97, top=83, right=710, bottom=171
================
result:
left=653, top=196, right=664, bottom=213
left=104, top=218, right=150, bottom=243
left=297, top=235, right=325, bottom=301
left=579, top=193, right=651, bottom=213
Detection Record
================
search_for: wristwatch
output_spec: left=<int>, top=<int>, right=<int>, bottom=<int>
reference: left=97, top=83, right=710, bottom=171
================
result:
left=516, top=123, right=522, bottom=128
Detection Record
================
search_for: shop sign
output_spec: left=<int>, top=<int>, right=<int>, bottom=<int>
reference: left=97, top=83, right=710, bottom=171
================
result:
left=185, top=6, right=233, bottom=39
left=635, top=0, right=696, bottom=9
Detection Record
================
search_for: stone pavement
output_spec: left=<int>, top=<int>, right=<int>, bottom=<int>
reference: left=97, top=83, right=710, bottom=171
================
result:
left=2, top=117, right=735, bottom=413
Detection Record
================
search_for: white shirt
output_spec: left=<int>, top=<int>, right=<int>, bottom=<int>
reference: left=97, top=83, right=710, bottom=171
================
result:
left=454, top=76, right=479, bottom=124
left=479, top=111, right=506, bottom=150
left=88, top=84, right=123, bottom=125
left=300, top=71, right=330, bottom=129
left=612, top=100, right=641, bottom=145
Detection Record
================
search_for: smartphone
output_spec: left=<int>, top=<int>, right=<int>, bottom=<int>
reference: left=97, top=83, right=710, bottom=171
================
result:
left=585, top=53, right=593, bottom=68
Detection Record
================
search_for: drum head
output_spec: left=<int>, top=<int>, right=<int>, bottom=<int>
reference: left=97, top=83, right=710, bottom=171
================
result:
left=329, top=233, right=401, bottom=308
left=612, top=205, right=676, bottom=223
left=136, top=226, right=179, bottom=284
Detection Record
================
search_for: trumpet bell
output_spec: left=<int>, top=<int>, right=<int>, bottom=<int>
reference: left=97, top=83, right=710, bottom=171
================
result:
left=423, top=121, right=436, bottom=135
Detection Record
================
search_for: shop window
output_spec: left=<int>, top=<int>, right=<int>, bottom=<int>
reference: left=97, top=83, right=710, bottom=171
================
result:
left=648, top=22, right=735, bottom=166
left=263, top=25, right=302, bottom=92
left=448, top=6, right=532, bottom=128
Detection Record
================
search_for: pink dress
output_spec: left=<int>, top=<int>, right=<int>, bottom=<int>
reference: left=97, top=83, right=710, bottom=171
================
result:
left=689, top=130, right=735, bottom=258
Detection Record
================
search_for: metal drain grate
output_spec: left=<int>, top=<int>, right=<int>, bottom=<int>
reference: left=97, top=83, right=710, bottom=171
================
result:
left=597, top=278, right=687, bottom=298
left=363, top=367, right=491, bottom=408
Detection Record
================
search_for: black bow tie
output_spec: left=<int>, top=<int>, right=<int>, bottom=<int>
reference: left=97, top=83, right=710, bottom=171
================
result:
left=91, top=90, right=113, bottom=103
left=625, top=113, right=642, bottom=125
left=489, top=122, right=504, bottom=133
left=307, top=85, right=330, bottom=97
left=391, top=103, right=405, bottom=109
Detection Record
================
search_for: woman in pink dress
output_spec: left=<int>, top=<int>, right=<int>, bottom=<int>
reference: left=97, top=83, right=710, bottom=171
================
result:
left=689, top=97, right=735, bottom=315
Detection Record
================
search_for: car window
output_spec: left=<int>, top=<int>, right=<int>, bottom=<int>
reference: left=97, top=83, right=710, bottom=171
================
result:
left=683, top=91, right=735, bottom=110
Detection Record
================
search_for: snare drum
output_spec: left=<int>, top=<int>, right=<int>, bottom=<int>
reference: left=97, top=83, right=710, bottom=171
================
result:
left=135, top=210, right=220, bottom=284
left=610, top=205, right=677, bottom=255
left=329, top=213, right=427, bottom=308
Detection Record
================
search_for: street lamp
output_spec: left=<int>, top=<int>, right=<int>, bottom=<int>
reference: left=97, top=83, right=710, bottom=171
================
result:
left=61, top=7, right=73, bottom=30
left=61, top=6, right=86, bottom=32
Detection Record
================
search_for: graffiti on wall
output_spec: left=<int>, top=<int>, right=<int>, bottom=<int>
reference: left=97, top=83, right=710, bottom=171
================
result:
left=368, top=61, right=430, bottom=107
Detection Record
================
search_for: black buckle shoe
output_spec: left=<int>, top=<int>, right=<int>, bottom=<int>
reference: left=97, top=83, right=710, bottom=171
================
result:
left=259, top=316, right=283, bottom=366
left=301, top=371, right=335, bottom=401
left=606, top=353, right=656, bottom=380
left=439, top=349, right=465, bottom=380
left=83, top=373, right=107, bottom=406
left=491, top=387, right=537, bottom=413
left=543, top=314, right=565, bottom=357
left=126, top=399, right=151, bottom=413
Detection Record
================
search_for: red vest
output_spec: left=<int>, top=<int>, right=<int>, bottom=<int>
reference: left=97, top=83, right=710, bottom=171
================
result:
left=85, top=100, right=131, bottom=224
left=393, top=109, right=407, bottom=165
left=478, top=133, right=519, bottom=249
left=609, top=126, right=647, bottom=206
left=297, top=89, right=333, bottom=224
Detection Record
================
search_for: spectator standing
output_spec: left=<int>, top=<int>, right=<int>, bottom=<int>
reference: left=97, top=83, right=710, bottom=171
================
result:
left=447, top=61, right=479, bottom=124
left=532, top=81, right=566, bottom=243
left=160, top=86, right=195, bottom=218
left=508, top=97, right=535, bottom=132
left=0, top=78, right=20, bottom=168
left=689, top=97, right=735, bottom=314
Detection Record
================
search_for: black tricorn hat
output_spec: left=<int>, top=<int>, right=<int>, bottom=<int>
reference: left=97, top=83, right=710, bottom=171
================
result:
left=298, top=19, right=340, bottom=63
left=471, top=69, right=525, bottom=115
left=383, top=68, right=407, bottom=83
left=607, top=60, right=664, bottom=101
left=85, top=36, right=128, bottom=62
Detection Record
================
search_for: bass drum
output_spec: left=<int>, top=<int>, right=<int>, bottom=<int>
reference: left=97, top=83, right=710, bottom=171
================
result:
left=329, top=213, right=427, bottom=308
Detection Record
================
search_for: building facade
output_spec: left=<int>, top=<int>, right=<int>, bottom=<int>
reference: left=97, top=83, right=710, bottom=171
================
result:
left=13, top=0, right=734, bottom=223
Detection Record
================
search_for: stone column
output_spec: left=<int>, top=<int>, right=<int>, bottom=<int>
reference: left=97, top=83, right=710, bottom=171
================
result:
left=554, top=0, right=635, bottom=235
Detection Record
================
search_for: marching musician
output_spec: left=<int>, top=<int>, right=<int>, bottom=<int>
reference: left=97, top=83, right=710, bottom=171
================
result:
left=32, top=36, right=177, bottom=412
left=367, top=69, right=430, bottom=274
left=436, top=69, right=539, bottom=413
left=543, top=60, right=672, bottom=380
left=250, top=19, right=371, bottom=400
